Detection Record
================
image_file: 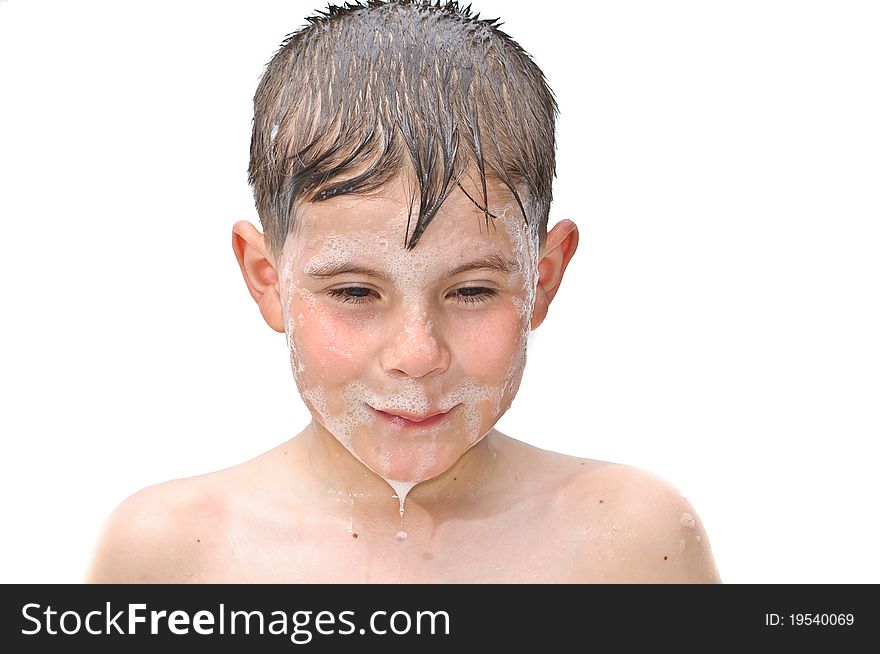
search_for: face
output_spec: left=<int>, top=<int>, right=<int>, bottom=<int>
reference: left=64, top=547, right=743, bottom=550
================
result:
left=277, top=178, right=540, bottom=484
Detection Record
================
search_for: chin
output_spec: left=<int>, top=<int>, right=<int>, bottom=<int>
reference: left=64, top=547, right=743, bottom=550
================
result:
left=358, top=441, right=470, bottom=484
left=378, top=427, right=498, bottom=483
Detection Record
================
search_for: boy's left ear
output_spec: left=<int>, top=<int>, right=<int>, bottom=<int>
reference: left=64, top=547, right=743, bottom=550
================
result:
left=530, top=219, right=579, bottom=330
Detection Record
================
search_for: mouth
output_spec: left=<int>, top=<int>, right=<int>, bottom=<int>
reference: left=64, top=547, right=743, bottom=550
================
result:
left=370, top=405, right=456, bottom=429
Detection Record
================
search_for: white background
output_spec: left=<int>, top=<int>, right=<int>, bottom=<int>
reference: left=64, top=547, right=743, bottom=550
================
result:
left=1, top=0, right=878, bottom=584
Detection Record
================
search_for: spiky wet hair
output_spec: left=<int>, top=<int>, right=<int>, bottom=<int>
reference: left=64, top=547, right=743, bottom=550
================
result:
left=248, top=0, right=557, bottom=257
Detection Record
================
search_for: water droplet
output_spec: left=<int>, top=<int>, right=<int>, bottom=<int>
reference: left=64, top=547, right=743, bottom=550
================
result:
left=395, top=530, right=408, bottom=541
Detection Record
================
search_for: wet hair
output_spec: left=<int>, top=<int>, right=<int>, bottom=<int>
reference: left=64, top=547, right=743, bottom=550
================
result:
left=248, top=0, right=557, bottom=258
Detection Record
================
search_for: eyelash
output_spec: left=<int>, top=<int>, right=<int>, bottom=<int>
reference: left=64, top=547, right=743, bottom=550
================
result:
left=326, top=286, right=498, bottom=306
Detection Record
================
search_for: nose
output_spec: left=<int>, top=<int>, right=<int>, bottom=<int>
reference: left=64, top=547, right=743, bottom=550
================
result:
left=379, top=307, right=450, bottom=379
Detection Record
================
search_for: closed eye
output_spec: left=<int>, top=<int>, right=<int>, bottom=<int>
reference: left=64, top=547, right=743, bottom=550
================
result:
left=449, top=287, right=497, bottom=304
left=326, top=287, right=378, bottom=304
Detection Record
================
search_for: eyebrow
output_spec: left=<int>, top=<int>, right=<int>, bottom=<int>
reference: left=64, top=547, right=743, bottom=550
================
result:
left=304, top=252, right=520, bottom=282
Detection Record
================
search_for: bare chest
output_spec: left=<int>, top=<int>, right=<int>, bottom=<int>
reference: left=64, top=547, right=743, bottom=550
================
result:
left=193, top=500, right=618, bottom=583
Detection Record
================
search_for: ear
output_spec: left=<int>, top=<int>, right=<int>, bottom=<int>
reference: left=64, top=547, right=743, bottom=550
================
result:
left=530, top=219, right=579, bottom=330
left=232, top=220, right=285, bottom=333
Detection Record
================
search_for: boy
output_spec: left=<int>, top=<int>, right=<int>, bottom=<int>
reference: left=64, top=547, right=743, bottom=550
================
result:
left=85, top=0, right=720, bottom=583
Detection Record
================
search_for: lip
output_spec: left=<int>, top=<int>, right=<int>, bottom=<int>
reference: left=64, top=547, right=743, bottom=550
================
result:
left=371, top=406, right=454, bottom=429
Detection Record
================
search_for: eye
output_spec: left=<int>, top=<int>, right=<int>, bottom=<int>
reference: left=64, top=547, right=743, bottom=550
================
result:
left=326, top=287, right=378, bottom=304
left=450, top=287, right=498, bottom=304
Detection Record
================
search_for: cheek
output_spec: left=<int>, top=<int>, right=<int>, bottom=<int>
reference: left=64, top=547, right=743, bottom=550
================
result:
left=449, top=303, right=527, bottom=376
left=288, top=296, right=378, bottom=380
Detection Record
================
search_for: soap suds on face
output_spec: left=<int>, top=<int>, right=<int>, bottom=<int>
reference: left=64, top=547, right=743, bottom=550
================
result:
left=276, top=185, right=541, bottom=518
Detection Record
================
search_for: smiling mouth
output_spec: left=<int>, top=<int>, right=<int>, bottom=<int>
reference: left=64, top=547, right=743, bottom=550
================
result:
left=370, top=406, right=455, bottom=428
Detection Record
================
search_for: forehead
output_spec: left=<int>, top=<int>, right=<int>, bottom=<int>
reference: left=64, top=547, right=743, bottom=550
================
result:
left=292, top=177, right=527, bottom=261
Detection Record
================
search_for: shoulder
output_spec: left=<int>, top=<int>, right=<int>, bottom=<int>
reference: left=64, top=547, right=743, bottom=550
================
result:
left=83, top=475, right=231, bottom=583
left=562, top=462, right=722, bottom=583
